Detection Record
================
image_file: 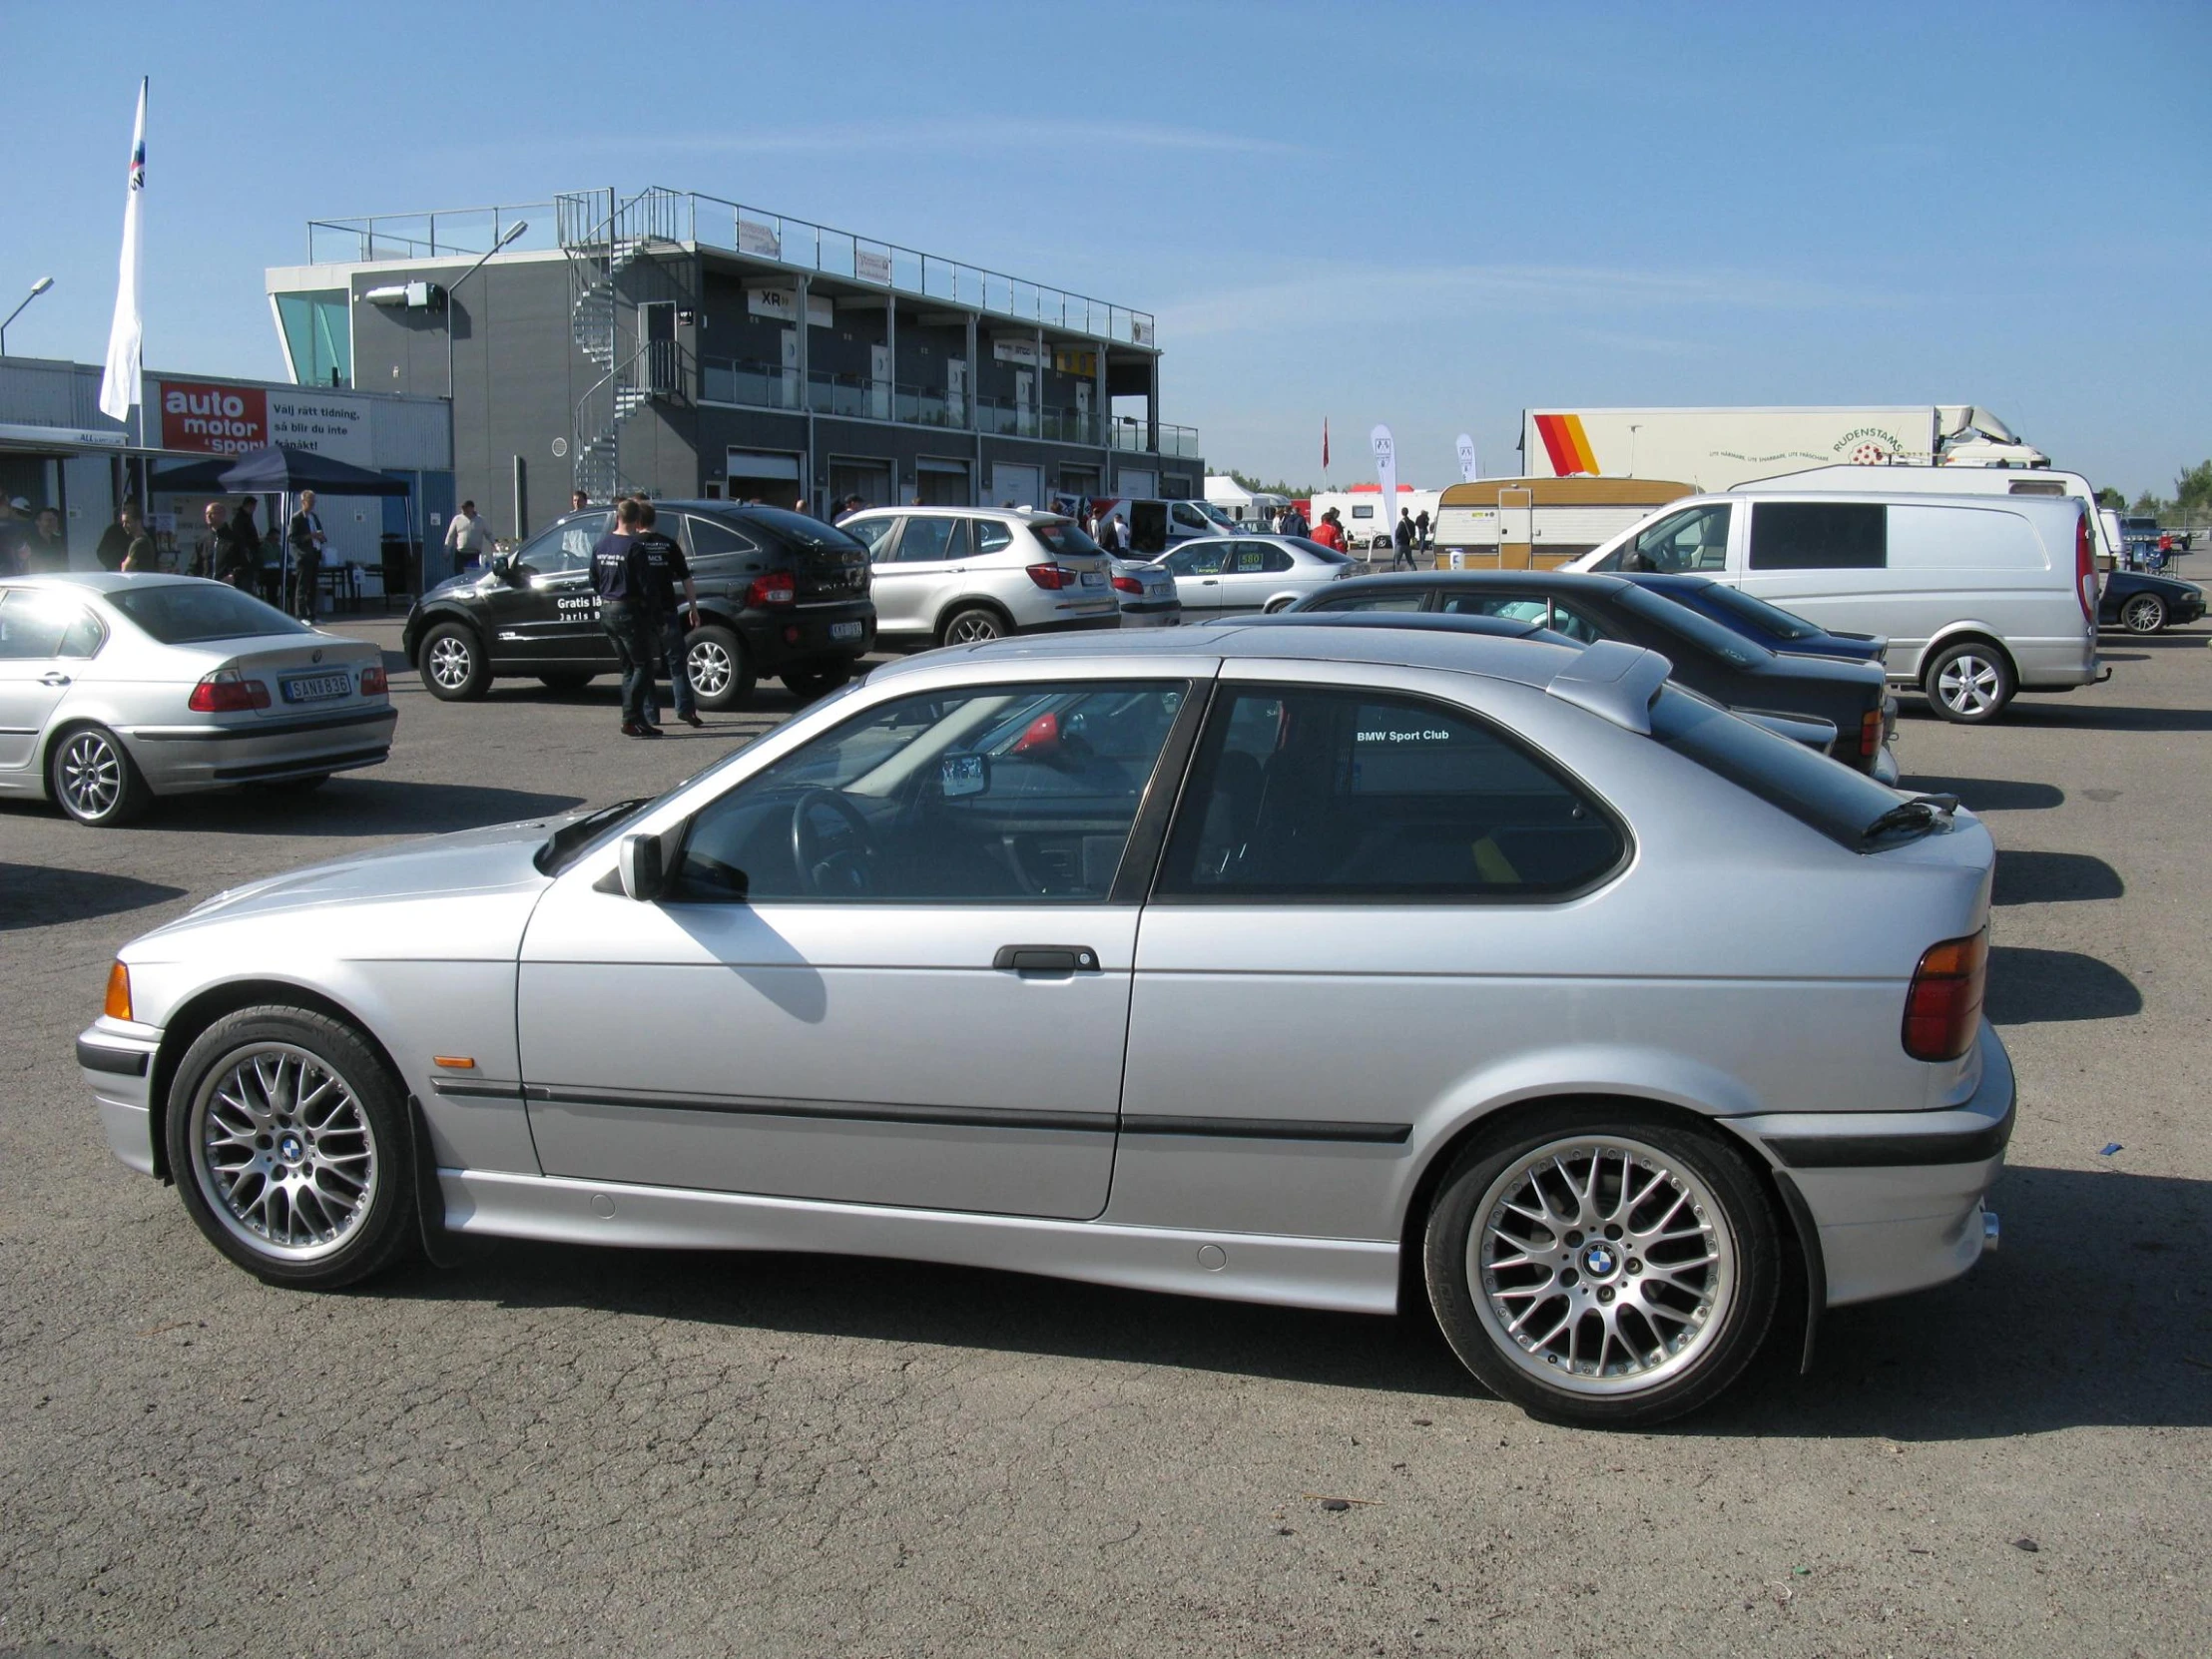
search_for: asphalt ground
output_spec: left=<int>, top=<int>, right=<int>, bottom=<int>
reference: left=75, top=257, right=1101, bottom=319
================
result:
left=2, top=615, right=2207, bottom=1658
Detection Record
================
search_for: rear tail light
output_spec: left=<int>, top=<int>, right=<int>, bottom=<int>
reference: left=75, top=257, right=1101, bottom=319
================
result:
left=1111, top=574, right=1144, bottom=595
left=1859, top=707, right=1884, bottom=762
left=747, top=571, right=797, bottom=608
left=359, top=663, right=388, bottom=697
left=2075, top=509, right=2097, bottom=626
left=1902, top=927, right=1988, bottom=1061
left=1025, top=563, right=1075, bottom=590
left=188, top=669, right=271, bottom=713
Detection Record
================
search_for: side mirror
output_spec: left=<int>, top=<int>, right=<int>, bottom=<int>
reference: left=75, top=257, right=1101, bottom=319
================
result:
left=617, top=832, right=666, bottom=901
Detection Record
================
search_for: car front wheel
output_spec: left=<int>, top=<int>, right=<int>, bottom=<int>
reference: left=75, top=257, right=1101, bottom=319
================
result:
left=419, top=623, right=489, bottom=701
left=166, top=1006, right=418, bottom=1289
left=48, top=724, right=150, bottom=827
left=1423, top=1109, right=1780, bottom=1426
left=2120, top=593, right=2168, bottom=634
left=1923, top=641, right=2015, bottom=724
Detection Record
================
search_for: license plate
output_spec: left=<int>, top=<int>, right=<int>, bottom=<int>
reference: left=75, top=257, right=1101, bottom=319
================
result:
left=1080, top=570, right=1107, bottom=587
left=830, top=620, right=863, bottom=641
left=281, top=672, right=352, bottom=704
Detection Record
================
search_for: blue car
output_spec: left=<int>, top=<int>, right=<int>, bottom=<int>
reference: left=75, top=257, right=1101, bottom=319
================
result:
left=1627, top=573, right=1888, bottom=665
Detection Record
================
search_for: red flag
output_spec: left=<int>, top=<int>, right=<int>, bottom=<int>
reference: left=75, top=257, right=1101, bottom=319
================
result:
left=1322, top=417, right=1330, bottom=470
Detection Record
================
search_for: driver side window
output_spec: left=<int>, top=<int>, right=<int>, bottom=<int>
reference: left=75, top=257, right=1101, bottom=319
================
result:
left=666, top=680, right=1190, bottom=904
left=1626, top=505, right=1732, bottom=573
left=514, top=512, right=609, bottom=576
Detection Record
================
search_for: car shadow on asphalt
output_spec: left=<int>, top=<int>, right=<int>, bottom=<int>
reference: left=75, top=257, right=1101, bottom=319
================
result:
left=1998, top=703, right=2212, bottom=732
left=0, top=863, right=187, bottom=931
left=1986, top=945, right=2143, bottom=1022
left=146, top=778, right=586, bottom=838
left=1990, top=850, right=2124, bottom=905
left=1899, top=775, right=2063, bottom=812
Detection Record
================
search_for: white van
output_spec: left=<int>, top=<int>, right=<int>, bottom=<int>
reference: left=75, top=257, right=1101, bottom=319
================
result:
left=1567, top=491, right=2103, bottom=723
left=1737, top=464, right=2124, bottom=566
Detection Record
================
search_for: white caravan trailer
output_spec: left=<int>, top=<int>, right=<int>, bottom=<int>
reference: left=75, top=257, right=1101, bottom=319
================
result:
left=1522, top=406, right=2047, bottom=492
left=1309, top=486, right=1442, bottom=551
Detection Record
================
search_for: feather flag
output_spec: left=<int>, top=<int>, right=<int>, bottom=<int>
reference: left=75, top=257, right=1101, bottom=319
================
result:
left=98, top=78, right=147, bottom=423
left=1322, top=417, right=1330, bottom=471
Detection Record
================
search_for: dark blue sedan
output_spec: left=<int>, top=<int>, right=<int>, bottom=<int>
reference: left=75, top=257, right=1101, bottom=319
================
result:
left=1627, top=573, right=1888, bottom=665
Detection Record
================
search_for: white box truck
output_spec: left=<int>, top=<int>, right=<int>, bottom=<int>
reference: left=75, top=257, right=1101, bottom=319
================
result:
left=1522, top=406, right=2046, bottom=492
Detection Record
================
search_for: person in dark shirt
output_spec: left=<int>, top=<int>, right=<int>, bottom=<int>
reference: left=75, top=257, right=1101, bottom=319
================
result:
left=0, top=497, right=30, bottom=576
left=592, top=496, right=659, bottom=737
left=94, top=505, right=145, bottom=571
left=230, top=497, right=267, bottom=600
left=25, top=508, right=70, bottom=572
left=632, top=500, right=702, bottom=729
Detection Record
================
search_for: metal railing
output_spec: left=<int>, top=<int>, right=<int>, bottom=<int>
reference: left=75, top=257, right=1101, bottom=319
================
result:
left=699, top=355, right=1117, bottom=446
left=309, top=188, right=1156, bottom=348
left=1111, top=418, right=1202, bottom=457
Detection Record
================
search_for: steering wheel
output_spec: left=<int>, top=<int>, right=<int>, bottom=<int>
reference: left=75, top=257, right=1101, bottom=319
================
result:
left=790, top=788, right=879, bottom=897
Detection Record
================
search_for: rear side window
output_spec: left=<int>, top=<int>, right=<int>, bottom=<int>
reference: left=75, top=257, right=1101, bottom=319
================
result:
left=1889, top=505, right=2045, bottom=571
left=1313, top=589, right=1430, bottom=613
left=683, top=515, right=760, bottom=573
left=1157, top=685, right=1626, bottom=900
left=0, top=589, right=76, bottom=658
left=970, top=519, right=1015, bottom=555
left=1650, top=685, right=1913, bottom=849
left=1749, top=503, right=1887, bottom=570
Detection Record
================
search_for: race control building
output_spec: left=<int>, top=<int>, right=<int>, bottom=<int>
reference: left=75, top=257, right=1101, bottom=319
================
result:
left=268, top=186, right=1205, bottom=537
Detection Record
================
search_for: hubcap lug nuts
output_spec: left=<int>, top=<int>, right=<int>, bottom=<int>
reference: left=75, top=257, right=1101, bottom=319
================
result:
left=1565, top=1230, right=1583, bottom=1248
left=1604, top=1224, right=1623, bottom=1241
left=1597, top=1287, right=1615, bottom=1304
left=1627, top=1259, right=1642, bottom=1275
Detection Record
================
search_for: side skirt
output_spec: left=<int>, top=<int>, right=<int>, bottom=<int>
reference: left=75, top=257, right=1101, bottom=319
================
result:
left=440, top=1168, right=1400, bottom=1316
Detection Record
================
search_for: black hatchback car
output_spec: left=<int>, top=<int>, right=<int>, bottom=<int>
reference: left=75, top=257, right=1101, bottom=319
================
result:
left=1289, top=570, right=1897, bottom=776
left=403, top=503, right=875, bottom=709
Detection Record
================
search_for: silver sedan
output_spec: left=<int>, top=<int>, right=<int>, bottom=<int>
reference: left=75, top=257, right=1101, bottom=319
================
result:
left=1, top=574, right=394, bottom=826
left=1158, top=534, right=1360, bottom=615
left=76, top=620, right=2008, bottom=1425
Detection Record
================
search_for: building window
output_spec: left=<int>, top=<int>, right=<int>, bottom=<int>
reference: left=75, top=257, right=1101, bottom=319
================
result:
left=276, top=290, right=352, bottom=388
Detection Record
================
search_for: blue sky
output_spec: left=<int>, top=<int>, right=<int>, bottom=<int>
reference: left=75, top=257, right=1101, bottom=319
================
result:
left=4, top=0, right=2206, bottom=495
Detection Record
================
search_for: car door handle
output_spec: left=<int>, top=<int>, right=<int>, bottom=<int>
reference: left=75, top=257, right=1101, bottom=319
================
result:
left=40, top=672, right=72, bottom=687
left=993, top=944, right=1099, bottom=974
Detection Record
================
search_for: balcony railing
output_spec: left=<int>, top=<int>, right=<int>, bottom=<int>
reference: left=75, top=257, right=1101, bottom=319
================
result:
left=305, top=204, right=560, bottom=265
left=700, top=355, right=1142, bottom=450
left=1111, top=418, right=1202, bottom=457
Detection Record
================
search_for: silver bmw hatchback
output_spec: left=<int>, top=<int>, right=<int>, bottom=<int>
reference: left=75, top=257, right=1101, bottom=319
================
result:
left=77, top=621, right=2009, bottom=1424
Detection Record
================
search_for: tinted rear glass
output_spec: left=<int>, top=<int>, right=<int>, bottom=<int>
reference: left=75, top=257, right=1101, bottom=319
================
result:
left=1683, top=581, right=1822, bottom=640
left=1650, top=685, right=1910, bottom=849
left=1610, top=582, right=1771, bottom=669
left=109, top=583, right=309, bottom=644
left=1749, top=502, right=1887, bottom=570
left=729, top=507, right=866, bottom=553
left=1033, top=519, right=1104, bottom=557
left=1291, top=537, right=1356, bottom=565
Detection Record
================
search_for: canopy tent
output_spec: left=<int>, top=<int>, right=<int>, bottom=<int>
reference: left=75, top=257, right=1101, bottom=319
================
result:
left=153, top=444, right=410, bottom=613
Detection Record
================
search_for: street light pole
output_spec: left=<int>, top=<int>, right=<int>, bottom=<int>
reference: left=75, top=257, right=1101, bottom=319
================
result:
left=1, top=276, right=55, bottom=356
left=444, top=221, right=528, bottom=401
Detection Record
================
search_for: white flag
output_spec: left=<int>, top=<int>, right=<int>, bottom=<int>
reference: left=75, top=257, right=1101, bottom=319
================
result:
left=1455, top=432, right=1478, bottom=482
left=98, top=79, right=147, bottom=423
left=1371, top=425, right=1396, bottom=546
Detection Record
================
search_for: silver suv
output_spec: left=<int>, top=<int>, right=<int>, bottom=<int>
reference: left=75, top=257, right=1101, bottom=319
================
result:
left=839, top=507, right=1120, bottom=646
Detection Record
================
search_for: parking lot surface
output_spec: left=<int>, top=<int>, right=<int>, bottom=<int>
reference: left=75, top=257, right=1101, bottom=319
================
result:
left=3, top=618, right=2207, bottom=1657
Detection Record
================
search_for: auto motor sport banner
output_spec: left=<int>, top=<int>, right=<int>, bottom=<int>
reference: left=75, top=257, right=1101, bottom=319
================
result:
left=155, top=379, right=373, bottom=465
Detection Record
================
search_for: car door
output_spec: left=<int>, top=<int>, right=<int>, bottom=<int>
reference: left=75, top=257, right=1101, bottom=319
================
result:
left=0, top=589, right=97, bottom=773
left=479, top=512, right=611, bottom=665
left=1161, top=540, right=1231, bottom=611
left=515, top=674, right=1200, bottom=1220
left=868, top=516, right=968, bottom=639
left=1210, top=542, right=1285, bottom=613
left=1112, top=668, right=1631, bottom=1239
left=1734, top=502, right=1898, bottom=659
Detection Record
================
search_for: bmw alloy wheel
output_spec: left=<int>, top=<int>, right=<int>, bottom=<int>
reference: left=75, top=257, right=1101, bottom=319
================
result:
left=2121, top=593, right=2167, bottom=634
left=426, top=634, right=474, bottom=692
left=1468, top=1136, right=1736, bottom=1395
left=943, top=609, right=1005, bottom=645
left=57, top=729, right=125, bottom=821
left=188, top=1042, right=379, bottom=1263
left=1936, top=651, right=2004, bottom=718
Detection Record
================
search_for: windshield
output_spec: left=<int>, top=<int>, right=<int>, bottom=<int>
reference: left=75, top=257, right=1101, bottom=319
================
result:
left=1684, top=581, right=1822, bottom=641
left=108, top=583, right=310, bottom=645
left=1650, top=685, right=1929, bottom=850
left=1196, top=501, right=1238, bottom=529
left=1610, top=583, right=1771, bottom=670
left=535, top=798, right=653, bottom=874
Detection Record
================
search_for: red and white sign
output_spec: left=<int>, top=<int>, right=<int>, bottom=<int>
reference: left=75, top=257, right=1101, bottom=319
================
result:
left=158, top=380, right=268, bottom=454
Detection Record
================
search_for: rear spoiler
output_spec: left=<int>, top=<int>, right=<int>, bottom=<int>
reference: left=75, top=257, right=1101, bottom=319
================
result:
left=1544, top=640, right=1672, bottom=734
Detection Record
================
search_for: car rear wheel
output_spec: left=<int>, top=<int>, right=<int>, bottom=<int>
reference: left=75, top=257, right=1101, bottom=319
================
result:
left=2121, top=593, right=2168, bottom=634
left=1423, top=1108, right=1780, bottom=1426
left=48, top=724, right=149, bottom=827
left=1923, top=640, right=2014, bottom=724
left=419, top=623, right=489, bottom=702
left=166, top=1006, right=417, bottom=1289
left=537, top=670, right=597, bottom=692
left=940, top=606, right=1006, bottom=646
left=685, top=624, right=757, bottom=712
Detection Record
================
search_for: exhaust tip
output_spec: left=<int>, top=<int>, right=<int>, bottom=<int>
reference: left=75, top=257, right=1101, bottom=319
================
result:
left=1982, top=1210, right=2000, bottom=1253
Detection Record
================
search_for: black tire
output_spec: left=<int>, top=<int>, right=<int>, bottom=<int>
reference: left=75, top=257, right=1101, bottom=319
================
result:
left=1921, top=639, right=2015, bottom=724
left=166, top=1006, right=418, bottom=1290
left=781, top=661, right=854, bottom=701
left=47, top=723, right=150, bottom=827
left=2120, top=593, right=2168, bottom=635
left=537, top=670, right=598, bottom=692
left=939, top=605, right=1007, bottom=647
left=1422, top=1104, right=1781, bottom=1426
left=684, top=623, right=758, bottom=712
left=419, top=622, right=489, bottom=702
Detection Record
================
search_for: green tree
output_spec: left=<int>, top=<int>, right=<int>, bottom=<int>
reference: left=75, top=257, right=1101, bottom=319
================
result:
left=2094, top=485, right=2126, bottom=510
left=2173, top=460, right=2212, bottom=515
left=2132, top=490, right=2165, bottom=515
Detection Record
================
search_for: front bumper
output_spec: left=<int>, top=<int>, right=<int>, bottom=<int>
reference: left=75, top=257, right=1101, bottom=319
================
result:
left=1727, top=1020, right=2014, bottom=1308
left=77, top=1023, right=164, bottom=1176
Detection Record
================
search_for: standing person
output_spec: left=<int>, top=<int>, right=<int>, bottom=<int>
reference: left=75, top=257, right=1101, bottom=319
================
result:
left=634, top=500, right=703, bottom=730
left=26, top=508, right=70, bottom=573
left=118, top=515, right=156, bottom=572
left=0, top=497, right=30, bottom=576
left=1285, top=502, right=1310, bottom=539
left=591, top=497, right=659, bottom=738
left=1414, top=507, right=1432, bottom=553
left=93, top=504, right=145, bottom=571
left=198, top=500, right=254, bottom=587
left=230, top=497, right=265, bottom=598
left=287, top=489, right=327, bottom=621
left=1391, top=508, right=1416, bottom=570
left=570, top=489, right=590, bottom=514
left=443, top=499, right=493, bottom=576
left=1311, top=508, right=1347, bottom=553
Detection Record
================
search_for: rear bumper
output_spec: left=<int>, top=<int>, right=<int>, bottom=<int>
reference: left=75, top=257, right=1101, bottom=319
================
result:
left=121, top=706, right=397, bottom=795
left=1726, top=1021, right=2014, bottom=1308
left=732, top=603, right=876, bottom=672
left=1116, top=600, right=1183, bottom=628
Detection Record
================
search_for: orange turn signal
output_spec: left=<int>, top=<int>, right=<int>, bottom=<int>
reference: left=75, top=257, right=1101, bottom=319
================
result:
left=104, top=961, right=133, bottom=1022
left=432, top=1055, right=476, bottom=1070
